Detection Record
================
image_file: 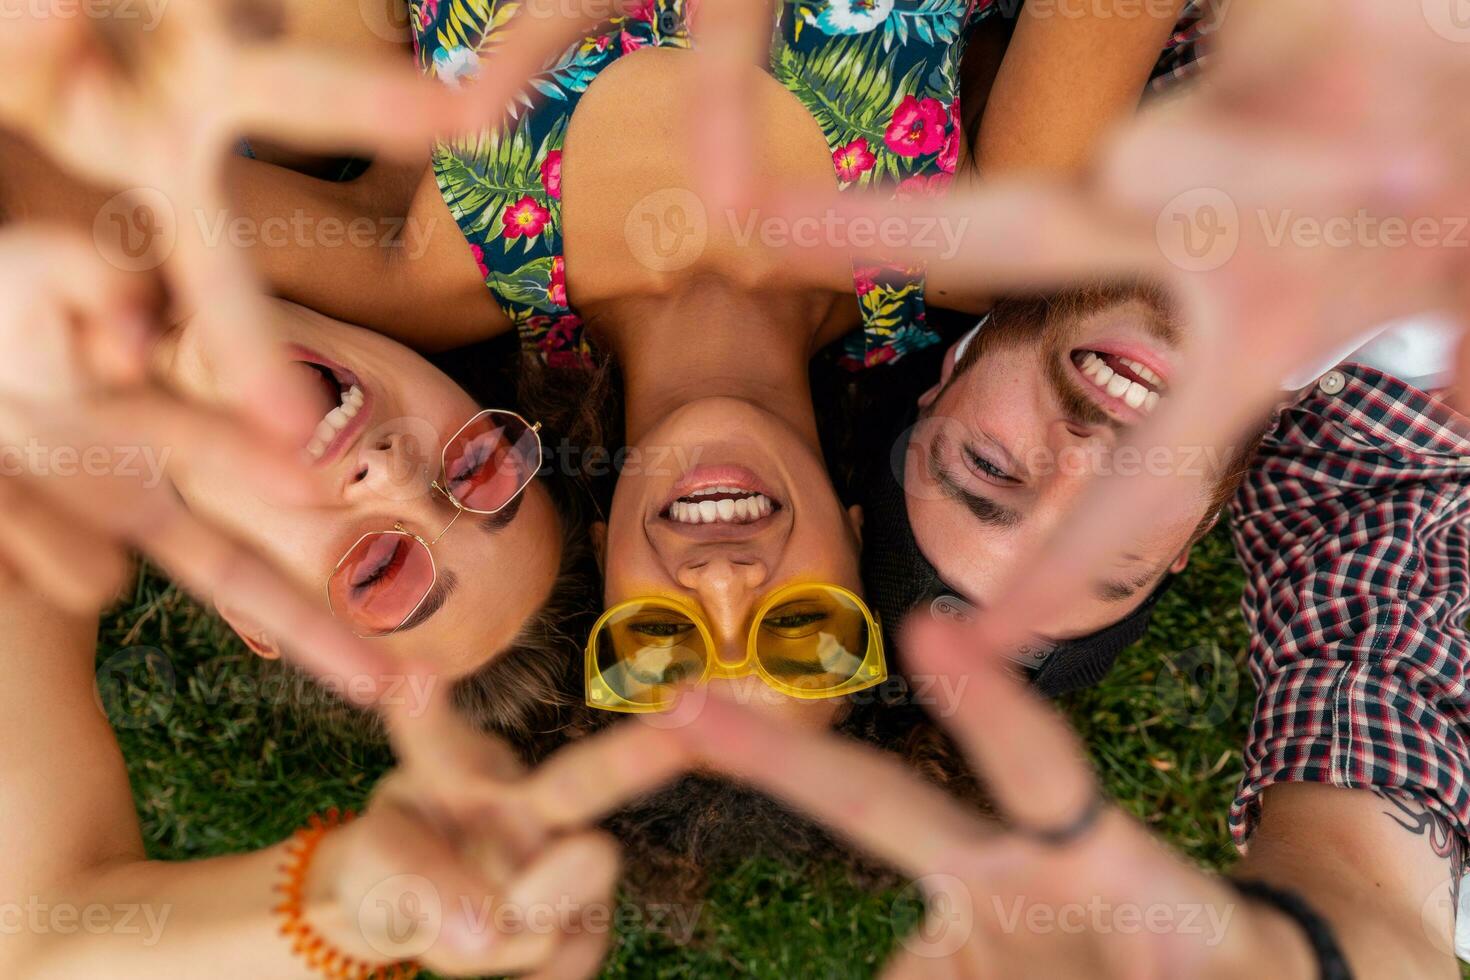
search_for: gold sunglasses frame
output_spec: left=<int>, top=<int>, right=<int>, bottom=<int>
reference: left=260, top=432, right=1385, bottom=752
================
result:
left=326, top=409, right=543, bottom=638
left=585, top=582, right=887, bottom=713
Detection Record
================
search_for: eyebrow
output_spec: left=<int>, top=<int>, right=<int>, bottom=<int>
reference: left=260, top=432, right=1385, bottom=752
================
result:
left=1093, top=566, right=1162, bottom=604
left=927, top=433, right=1022, bottom=529
left=399, top=569, right=460, bottom=633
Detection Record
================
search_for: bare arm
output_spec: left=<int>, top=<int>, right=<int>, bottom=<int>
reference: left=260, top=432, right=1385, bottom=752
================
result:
left=0, top=588, right=358, bottom=979
left=971, top=0, right=1188, bottom=177
left=1233, top=784, right=1461, bottom=979
left=931, top=2, right=1187, bottom=313
left=223, top=156, right=511, bottom=350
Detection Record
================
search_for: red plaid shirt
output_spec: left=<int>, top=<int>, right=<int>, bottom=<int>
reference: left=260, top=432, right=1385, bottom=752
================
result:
left=1228, top=364, right=1470, bottom=848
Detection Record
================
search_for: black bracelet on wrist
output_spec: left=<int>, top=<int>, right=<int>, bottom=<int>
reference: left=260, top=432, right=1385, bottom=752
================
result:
left=1230, top=878, right=1354, bottom=980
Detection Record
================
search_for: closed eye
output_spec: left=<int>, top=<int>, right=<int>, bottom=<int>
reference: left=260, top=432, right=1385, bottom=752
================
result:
left=964, top=446, right=1018, bottom=485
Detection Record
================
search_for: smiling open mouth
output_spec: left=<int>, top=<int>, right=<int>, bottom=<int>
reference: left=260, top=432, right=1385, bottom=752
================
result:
left=289, top=347, right=370, bottom=464
left=664, top=486, right=779, bottom=526
left=1071, top=349, right=1167, bottom=415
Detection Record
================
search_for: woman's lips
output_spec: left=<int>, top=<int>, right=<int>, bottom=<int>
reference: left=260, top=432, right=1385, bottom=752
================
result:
left=659, top=464, right=785, bottom=529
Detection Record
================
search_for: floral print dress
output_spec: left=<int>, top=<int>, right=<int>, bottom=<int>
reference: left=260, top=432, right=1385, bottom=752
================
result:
left=413, top=0, right=983, bottom=370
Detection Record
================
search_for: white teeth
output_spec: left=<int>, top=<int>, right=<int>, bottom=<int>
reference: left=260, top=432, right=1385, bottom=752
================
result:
left=1145, top=391, right=1161, bottom=412
left=1105, top=373, right=1131, bottom=398
left=1117, top=358, right=1163, bottom=387
left=304, top=383, right=366, bottom=460
left=1123, top=381, right=1148, bottom=409
left=690, top=485, right=743, bottom=497
left=1093, top=362, right=1115, bottom=385
left=667, top=493, right=775, bottom=525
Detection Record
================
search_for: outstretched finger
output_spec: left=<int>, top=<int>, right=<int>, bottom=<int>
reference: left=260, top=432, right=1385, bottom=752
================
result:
left=901, top=615, right=1101, bottom=840
left=515, top=718, right=693, bottom=833
left=522, top=926, right=612, bottom=980
left=445, top=0, right=639, bottom=134
left=138, top=499, right=401, bottom=703
left=384, top=678, right=525, bottom=793
left=675, top=692, right=989, bottom=878
left=688, top=0, right=773, bottom=211
left=225, top=49, right=457, bottom=160
left=470, top=832, right=621, bottom=975
left=164, top=165, right=322, bottom=447
left=748, top=179, right=1164, bottom=307
left=28, top=391, right=329, bottom=509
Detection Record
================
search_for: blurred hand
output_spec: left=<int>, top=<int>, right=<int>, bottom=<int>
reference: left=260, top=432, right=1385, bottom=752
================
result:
left=731, top=0, right=1467, bottom=659
left=318, top=686, right=686, bottom=978
left=0, top=0, right=458, bottom=441
left=673, top=618, right=1312, bottom=979
left=0, top=226, right=394, bottom=694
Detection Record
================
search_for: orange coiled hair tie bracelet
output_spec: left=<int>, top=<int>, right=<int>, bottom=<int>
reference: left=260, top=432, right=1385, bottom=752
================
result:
left=274, top=808, right=422, bottom=980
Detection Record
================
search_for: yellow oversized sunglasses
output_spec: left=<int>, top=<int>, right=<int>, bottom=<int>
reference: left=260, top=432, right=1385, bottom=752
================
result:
left=586, top=583, right=887, bottom=713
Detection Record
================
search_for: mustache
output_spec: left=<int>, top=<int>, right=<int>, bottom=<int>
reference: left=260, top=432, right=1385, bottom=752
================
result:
left=1045, top=348, right=1117, bottom=430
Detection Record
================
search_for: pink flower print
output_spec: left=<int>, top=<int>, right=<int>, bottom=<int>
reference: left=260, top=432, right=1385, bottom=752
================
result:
left=469, top=243, right=490, bottom=279
left=502, top=197, right=551, bottom=240
left=549, top=255, right=569, bottom=308
left=895, top=173, right=952, bottom=199
left=866, top=346, right=898, bottom=368
left=937, top=100, right=961, bottom=174
left=833, top=139, right=877, bottom=183
left=884, top=95, right=947, bottom=158
left=540, top=151, right=563, bottom=200
left=621, top=30, right=647, bottom=54
left=545, top=313, right=581, bottom=348
left=853, top=266, right=883, bottom=296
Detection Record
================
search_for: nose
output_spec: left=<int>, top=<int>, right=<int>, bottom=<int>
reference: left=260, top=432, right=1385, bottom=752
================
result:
left=345, top=432, right=438, bottom=505
left=676, top=554, right=769, bottom=662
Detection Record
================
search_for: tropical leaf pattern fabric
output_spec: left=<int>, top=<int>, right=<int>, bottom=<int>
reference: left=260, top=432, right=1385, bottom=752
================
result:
left=412, top=0, right=984, bottom=369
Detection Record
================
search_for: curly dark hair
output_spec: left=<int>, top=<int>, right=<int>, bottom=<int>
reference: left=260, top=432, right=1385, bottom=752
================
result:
left=600, top=685, right=989, bottom=922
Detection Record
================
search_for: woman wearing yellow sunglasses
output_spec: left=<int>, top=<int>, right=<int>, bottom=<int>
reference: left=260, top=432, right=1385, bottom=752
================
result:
left=587, top=582, right=886, bottom=714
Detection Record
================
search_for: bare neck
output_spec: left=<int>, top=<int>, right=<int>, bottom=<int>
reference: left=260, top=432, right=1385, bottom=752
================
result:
left=597, top=281, right=829, bottom=447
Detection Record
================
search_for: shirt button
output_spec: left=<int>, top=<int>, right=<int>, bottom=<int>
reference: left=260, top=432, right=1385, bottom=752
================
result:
left=1317, top=371, right=1347, bottom=395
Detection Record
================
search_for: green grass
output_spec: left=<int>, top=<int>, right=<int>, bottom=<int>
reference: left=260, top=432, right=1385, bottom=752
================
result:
left=100, top=529, right=1264, bottom=978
